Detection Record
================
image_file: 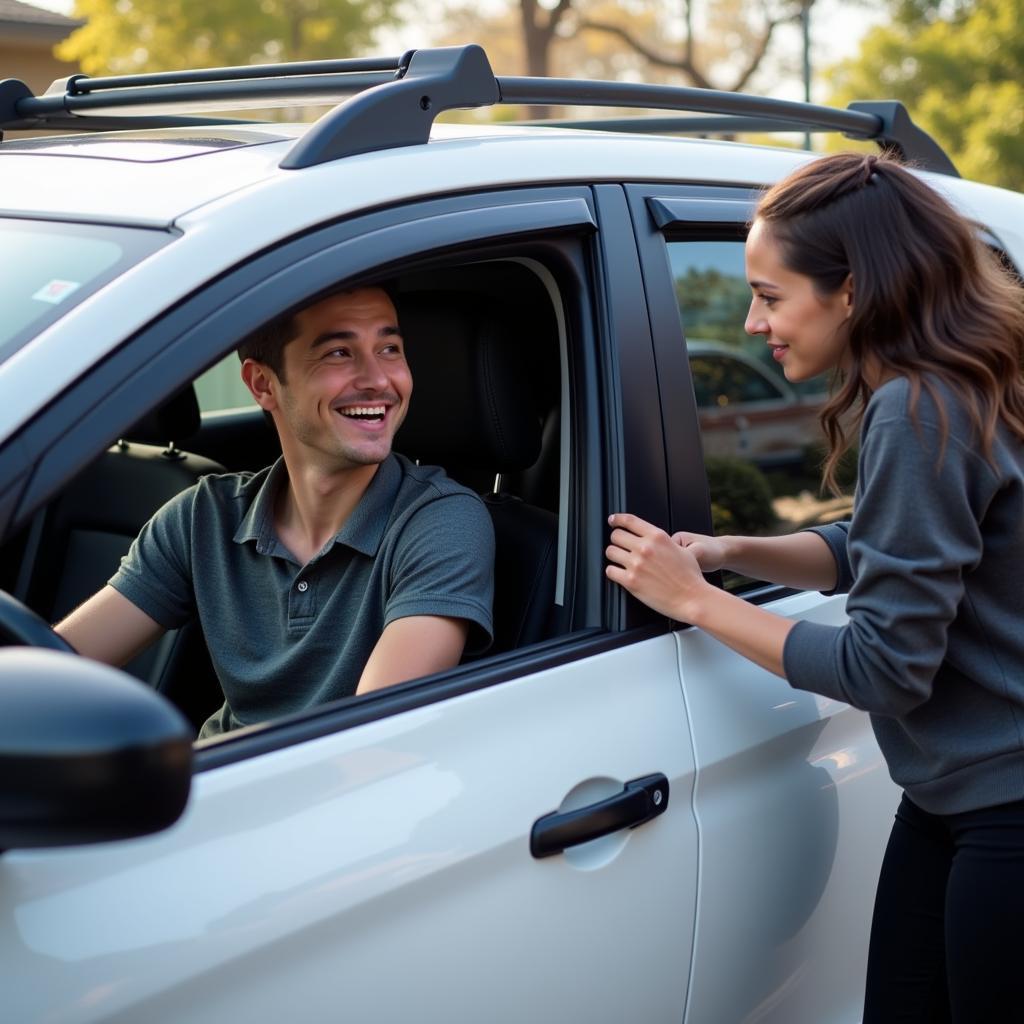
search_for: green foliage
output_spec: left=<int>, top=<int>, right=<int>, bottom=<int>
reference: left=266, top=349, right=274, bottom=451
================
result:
left=673, top=266, right=752, bottom=347
left=710, top=502, right=736, bottom=534
left=59, top=0, right=401, bottom=76
left=827, top=0, right=1024, bottom=190
left=886, top=0, right=976, bottom=26
left=705, top=456, right=777, bottom=534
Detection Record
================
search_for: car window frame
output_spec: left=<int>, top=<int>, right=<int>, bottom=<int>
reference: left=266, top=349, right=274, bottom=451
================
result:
left=625, top=183, right=759, bottom=538
left=0, top=183, right=672, bottom=769
left=626, top=182, right=816, bottom=603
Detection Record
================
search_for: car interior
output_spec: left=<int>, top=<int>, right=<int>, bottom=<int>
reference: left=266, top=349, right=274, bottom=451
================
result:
left=0, top=256, right=572, bottom=737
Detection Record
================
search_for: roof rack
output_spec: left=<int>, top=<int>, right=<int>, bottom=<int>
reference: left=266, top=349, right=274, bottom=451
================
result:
left=0, top=44, right=958, bottom=177
left=0, top=54, right=405, bottom=133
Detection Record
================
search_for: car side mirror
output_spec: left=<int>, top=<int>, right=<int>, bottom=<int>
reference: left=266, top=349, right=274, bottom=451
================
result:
left=0, top=649, right=193, bottom=850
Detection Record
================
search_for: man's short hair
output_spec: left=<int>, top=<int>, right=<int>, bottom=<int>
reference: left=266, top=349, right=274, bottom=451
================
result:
left=236, top=283, right=399, bottom=384
left=236, top=310, right=300, bottom=383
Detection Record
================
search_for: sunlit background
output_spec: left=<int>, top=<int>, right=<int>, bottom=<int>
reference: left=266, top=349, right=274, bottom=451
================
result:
left=6, top=0, right=1022, bottom=188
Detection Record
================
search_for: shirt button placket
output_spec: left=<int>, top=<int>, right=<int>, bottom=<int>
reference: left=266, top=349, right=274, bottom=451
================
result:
left=289, top=575, right=315, bottom=621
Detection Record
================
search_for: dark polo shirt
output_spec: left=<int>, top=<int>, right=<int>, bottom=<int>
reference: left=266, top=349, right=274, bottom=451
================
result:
left=110, top=453, right=495, bottom=739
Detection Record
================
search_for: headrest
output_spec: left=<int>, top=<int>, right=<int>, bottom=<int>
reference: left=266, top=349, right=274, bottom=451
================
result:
left=395, top=292, right=544, bottom=472
left=123, top=385, right=200, bottom=445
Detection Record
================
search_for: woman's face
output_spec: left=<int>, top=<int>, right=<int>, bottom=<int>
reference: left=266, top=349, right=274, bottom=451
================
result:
left=744, top=218, right=854, bottom=383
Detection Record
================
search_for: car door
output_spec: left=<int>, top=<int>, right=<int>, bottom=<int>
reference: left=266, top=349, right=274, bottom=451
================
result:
left=627, top=184, right=901, bottom=1023
left=0, top=187, right=699, bottom=1022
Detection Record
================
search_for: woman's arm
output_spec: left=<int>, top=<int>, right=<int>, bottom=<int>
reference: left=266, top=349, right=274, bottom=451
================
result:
left=677, top=529, right=839, bottom=593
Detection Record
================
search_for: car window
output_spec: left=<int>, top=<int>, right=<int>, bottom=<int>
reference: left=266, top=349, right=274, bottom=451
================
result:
left=668, top=239, right=854, bottom=592
left=0, top=218, right=169, bottom=367
left=689, top=353, right=785, bottom=407
left=3, top=245, right=592, bottom=744
left=194, top=353, right=255, bottom=413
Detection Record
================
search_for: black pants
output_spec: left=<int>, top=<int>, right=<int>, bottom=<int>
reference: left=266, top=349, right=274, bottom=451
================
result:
left=863, top=792, right=1024, bottom=1023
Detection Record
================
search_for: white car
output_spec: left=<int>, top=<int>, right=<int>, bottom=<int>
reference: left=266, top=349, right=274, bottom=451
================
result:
left=1, top=44, right=1022, bottom=1024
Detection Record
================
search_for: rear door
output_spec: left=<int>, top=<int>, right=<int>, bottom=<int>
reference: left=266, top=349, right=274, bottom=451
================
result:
left=627, top=184, right=901, bottom=1023
left=0, top=186, right=699, bottom=1022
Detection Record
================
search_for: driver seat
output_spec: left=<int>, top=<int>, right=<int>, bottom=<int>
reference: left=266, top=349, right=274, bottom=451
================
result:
left=13, top=386, right=224, bottom=730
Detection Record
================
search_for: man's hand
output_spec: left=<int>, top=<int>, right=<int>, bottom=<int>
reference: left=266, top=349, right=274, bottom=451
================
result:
left=356, top=615, right=470, bottom=695
left=55, top=585, right=166, bottom=667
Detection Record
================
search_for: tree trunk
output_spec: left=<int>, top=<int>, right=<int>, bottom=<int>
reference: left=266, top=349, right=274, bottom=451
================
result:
left=519, top=0, right=573, bottom=119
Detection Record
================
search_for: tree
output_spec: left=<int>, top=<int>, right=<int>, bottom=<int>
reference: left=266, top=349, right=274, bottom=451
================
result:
left=574, top=0, right=814, bottom=92
left=437, top=0, right=816, bottom=122
left=827, top=0, right=1024, bottom=189
left=521, top=0, right=574, bottom=78
left=58, top=0, right=402, bottom=76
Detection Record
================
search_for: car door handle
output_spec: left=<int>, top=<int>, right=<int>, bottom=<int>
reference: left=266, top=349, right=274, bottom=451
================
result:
left=530, top=773, right=669, bottom=859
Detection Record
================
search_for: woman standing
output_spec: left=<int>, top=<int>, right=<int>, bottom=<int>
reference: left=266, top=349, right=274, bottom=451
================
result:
left=607, top=152, right=1024, bottom=1021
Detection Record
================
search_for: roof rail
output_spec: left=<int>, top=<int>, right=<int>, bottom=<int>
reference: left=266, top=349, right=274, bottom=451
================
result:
left=0, top=54, right=404, bottom=132
left=282, top=45, right=497, bottom=166
left=0, top=44, right=958, bottom=177
left=498, top=79, right=957, bottom=177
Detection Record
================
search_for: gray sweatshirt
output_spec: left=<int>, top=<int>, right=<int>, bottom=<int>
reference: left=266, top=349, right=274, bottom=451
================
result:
left=783, top=376, right=1024, bottom=815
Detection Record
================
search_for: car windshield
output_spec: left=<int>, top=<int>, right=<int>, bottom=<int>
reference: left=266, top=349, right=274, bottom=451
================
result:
left=0, top=218, right=170, bottom=366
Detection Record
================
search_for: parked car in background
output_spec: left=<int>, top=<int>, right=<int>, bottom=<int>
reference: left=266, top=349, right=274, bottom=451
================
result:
left=1, top=43, right=1021, bottom=1023
left=687, top=339, right=827, bottom=467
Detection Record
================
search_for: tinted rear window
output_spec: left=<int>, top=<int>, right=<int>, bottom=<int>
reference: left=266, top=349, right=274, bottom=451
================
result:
left=0, top=218, right=170, bottom=365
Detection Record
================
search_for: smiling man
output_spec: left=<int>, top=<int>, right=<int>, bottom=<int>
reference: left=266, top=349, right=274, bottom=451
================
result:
left=56, top=286, right=495, bottom=738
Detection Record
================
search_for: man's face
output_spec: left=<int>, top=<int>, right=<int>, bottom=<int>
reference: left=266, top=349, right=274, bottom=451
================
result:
left=270, top=288, right=412, bottom=470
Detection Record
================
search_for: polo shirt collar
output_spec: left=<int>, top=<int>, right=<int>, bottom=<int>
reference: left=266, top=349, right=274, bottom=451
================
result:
left=336, top=453, right=402, bottom=557
left=232, top=454, right=403, bottom=559
left=233, top=457, right=288, bottom=554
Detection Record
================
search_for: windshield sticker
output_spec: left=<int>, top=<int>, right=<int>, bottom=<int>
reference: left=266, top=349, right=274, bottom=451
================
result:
left=32, top=279, right=81, bottom=305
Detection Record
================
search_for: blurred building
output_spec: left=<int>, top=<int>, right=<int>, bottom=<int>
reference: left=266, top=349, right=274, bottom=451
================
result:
left=0, top=0, right=82, bottom=94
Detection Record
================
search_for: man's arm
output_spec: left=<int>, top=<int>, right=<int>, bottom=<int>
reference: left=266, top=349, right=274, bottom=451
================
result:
left=355, top=615, right=469, bottom=696
left=55, top=585, right=166, bottom=667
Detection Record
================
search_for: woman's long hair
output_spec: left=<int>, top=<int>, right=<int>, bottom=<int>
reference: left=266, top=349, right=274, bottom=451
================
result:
left=755, top=152, right=1024, bottom=493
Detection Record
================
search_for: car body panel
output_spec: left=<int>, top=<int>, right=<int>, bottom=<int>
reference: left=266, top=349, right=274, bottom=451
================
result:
left=0, top=126, right=300, bottom=226
left=677, top=589, right=897, bottom=1022
left=2, top=637, right=698, bottom=1024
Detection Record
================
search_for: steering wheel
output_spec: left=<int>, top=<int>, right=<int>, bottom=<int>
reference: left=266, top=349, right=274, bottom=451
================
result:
left=0, top=589, right=75, bottom=652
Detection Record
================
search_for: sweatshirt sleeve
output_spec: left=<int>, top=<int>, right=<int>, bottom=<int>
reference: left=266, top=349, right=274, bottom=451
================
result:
left=783, top=386, right=997, bottom=716
left=805, top=521, right=852, bottom=594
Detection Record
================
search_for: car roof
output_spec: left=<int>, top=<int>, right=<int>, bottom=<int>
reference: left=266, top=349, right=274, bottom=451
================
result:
left=0, top=122, right=800, bottom=228
left=2, top=117, right=1021, bottom=259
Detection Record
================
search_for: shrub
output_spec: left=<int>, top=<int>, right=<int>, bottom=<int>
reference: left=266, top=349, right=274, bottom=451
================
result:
left=710, top=502, right=735, bottom=535
left=705, top=457, right=776, bottom=534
